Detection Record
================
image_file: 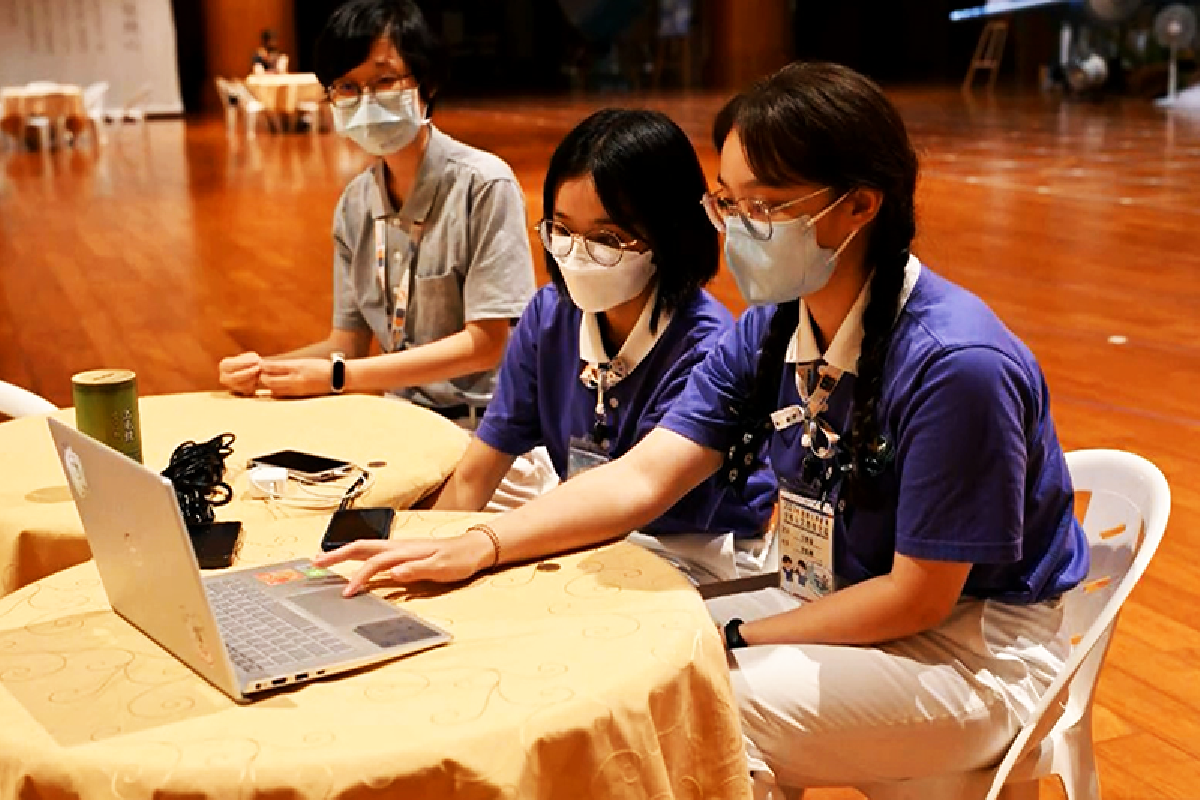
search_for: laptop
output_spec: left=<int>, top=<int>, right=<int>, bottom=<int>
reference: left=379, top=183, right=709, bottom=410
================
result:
left=48, top=418, right=452, bottom=703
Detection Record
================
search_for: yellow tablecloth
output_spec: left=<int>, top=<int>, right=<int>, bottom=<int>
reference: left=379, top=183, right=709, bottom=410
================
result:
left=244, top=73, right=324, bottom=114
left=0, top=392, right=469, bottom=596
left=0, top=511, right=750, bottom=799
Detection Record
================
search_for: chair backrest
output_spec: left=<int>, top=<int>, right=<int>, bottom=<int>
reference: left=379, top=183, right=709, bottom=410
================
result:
left=276, top=54, right=290, bottom=74
left=124, top=83, right=152, bottom=113
left=0, top=380, right=57, bottom=418
left=984, top=449, right=1170, bottom=800
left=83, top=81, right=109, bottom=117
left=214, top=77, right=235, bottom=106
left=230, top=80, right=265, bottom=112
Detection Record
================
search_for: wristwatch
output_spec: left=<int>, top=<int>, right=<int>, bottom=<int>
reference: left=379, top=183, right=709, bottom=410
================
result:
left=724, top=618, right=749, bottom=650
left=330, top=352, right=347, bottom=394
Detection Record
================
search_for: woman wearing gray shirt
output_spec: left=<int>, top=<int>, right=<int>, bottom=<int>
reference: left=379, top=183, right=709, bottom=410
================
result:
left=218, top=0, right=535, bottom=424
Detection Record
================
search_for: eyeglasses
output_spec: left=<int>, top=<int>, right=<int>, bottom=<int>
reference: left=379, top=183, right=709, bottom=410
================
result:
left=326, top=74, right=416, bottom=110
left=536, top=219, right=642, bottom=267
left=701, top=186, right=829, bottom=241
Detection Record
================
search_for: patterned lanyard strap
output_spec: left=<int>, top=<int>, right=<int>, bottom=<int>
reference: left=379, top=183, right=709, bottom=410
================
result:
left=769, top=361, right=845, bottom=458
left=580, top=359, right=629, bottom=445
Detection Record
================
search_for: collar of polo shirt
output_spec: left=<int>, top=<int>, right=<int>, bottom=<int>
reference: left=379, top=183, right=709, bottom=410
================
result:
left=786, top=254, right=922, bottom=374
left=578, top=285, right=672, bottom=388
left=368, top=125, right=448, bottom=227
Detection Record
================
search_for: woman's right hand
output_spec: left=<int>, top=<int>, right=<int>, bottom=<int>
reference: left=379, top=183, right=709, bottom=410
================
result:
left=313, top=527, right=497, bottom=597
left=218, top=352, right=263, bottom=395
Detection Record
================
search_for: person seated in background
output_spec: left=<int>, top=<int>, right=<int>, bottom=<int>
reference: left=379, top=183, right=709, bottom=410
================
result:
left=253, top=29, right=284, bottom=74
left=316, top=61, right=1088, bottom=796
left=425, top=108, right=776, bottom=580
left=219, top=0, right=536, bottom=433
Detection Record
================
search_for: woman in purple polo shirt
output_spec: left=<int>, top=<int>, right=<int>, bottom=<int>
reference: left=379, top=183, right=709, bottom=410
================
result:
left=424, top=108, right=776, bottom=581
left=319, top=64, right=1088, bottom=792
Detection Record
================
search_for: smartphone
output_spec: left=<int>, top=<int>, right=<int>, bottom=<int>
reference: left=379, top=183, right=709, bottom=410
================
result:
left=188, top=521, right=243, bottom=569
left=248, top=449, right=352, bottom=482
left=321, top=507, right=396, bottom=552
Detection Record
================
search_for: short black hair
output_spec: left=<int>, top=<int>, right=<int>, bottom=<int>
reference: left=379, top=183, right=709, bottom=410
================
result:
left=542, top=108, right=718, bottom=329
left=314, top=0, right=447, bottom=112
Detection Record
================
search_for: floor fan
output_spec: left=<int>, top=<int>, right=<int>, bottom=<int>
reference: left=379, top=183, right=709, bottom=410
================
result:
left=1154, top=3, right=1198, bottom=105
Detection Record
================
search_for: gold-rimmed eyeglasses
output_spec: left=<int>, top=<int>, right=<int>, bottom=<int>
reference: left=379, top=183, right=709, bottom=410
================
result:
left=536, top=219, right=642, bottom=267
left=326, top=74, right=417, bottom=110
left=701, top=186, right=829, bottom=240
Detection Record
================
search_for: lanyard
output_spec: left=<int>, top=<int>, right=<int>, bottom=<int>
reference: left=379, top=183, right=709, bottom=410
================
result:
left=375, top=218, right=412, bottom=352
left=581, top=362, right=617, bottom=447
left=770, top=362, right=844, bottom=459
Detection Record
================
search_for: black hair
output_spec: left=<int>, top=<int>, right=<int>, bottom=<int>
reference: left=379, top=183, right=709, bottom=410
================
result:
left=314, top=0, right=447, bottom=113
left=261, top=29, right=275, bottom=46
left=542, top=108, right=719, bottom=331
left=714, top=62, right=919, bottom=508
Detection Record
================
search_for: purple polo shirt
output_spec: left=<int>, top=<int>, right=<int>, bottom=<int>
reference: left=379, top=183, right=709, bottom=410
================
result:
left=477, top=285, right=776, bottom=537
left=660, top=266, right=1088, bottom=604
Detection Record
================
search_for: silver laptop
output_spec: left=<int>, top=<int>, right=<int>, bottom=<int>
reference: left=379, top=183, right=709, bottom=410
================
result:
left=48, top=418, right=451, bottom=703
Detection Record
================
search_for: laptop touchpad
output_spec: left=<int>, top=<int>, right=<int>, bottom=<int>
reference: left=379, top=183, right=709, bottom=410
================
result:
left=288, top=588, right=390, bottom=627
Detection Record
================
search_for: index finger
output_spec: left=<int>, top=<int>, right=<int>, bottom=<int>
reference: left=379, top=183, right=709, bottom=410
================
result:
left=259, top=361, right=295, bottom=376
left=313, top=539, right=395, bottom=567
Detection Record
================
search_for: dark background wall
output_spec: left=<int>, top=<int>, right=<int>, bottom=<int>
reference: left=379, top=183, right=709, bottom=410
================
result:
left=170, top=0, right=1060, bottom=114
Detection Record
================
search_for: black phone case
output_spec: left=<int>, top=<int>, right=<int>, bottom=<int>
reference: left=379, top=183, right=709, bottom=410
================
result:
left=321, top=507, right=396, bottom=552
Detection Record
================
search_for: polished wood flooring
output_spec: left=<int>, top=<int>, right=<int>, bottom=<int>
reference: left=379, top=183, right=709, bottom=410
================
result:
left=3, top=89, right=1200, bottom=798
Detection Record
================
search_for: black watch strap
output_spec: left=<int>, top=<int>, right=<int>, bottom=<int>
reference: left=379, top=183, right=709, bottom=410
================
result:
left=724, top=618, right=748, bottom=650
left=330, top=352, right=347, bottom=394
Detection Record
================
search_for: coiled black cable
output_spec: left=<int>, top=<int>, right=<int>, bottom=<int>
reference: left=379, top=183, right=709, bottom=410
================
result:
left=161, top=433, right=235, bottom=526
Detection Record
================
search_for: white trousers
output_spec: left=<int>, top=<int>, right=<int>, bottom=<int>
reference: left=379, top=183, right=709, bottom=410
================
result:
left=627, top=529, right=778, bottom=582
left=706, top=589, right=1068, bottom=796
left=483, top=446, right=559, bottom=513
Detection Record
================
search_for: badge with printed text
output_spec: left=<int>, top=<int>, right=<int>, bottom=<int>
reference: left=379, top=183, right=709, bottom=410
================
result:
left=776, top=480, right=836, bottom=603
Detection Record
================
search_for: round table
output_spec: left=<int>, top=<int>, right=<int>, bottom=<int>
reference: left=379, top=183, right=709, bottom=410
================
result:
left=0, top=392, right=469, bottom=596
left=244, top=73, right=324, bottom=115
left=0, top=511, right=750, bottom=799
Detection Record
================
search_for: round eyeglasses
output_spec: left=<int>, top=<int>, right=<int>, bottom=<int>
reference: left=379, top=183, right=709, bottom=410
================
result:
left=326, top=74, right=416, bottom=110
left=536, top=219, right=642, bottom=267
left=701, top=186, right=829, bottom=241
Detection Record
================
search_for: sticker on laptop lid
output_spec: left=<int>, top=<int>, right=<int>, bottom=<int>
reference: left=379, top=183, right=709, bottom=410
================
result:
left=255, top=568, right=304, bottom=586
left=185, top=609, right=216, bottom=665
left=300, top=565, right=333, bottom=578
left=62, top=445, right=88, bottom=498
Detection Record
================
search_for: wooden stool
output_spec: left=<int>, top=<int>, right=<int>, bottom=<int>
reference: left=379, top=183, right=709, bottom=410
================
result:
left=963, top=20, right=1008, bottom=95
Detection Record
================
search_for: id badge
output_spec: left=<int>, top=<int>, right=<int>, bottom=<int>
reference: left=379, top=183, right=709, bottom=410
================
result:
left=567, top=436, right=610, bottom=479
left=776, top=476, right=836, bottom=603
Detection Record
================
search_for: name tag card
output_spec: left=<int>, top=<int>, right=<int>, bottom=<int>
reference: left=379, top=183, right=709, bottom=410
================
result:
left=776, top=485, right=836, bottom=602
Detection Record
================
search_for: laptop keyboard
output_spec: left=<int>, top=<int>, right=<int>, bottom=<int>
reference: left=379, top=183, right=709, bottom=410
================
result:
left=206, top=580, right=353, bottom=674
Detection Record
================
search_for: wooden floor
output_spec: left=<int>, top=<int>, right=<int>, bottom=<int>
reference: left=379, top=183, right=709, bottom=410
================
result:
left=3, top=89, right=1200, bottom=797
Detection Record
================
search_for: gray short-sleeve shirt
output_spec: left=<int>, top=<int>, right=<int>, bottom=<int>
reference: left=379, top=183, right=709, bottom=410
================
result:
left=331, top=126, right=536, bottom=409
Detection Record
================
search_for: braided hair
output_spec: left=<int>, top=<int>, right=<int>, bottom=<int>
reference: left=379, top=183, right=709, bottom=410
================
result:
left=715, top=62, right=919, bottom=508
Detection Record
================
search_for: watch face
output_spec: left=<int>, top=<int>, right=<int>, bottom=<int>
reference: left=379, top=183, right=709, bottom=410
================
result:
left=331, top=355, right=346, bottom=392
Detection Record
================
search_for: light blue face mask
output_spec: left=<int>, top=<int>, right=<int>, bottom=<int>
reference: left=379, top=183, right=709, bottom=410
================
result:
left=723, top=191, right=855, bottom=306
left=331, top=87, right=425, bottom=157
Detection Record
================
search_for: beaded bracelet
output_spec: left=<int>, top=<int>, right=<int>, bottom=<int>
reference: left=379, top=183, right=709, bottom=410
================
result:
left=466, top=523, right=501, bottom=569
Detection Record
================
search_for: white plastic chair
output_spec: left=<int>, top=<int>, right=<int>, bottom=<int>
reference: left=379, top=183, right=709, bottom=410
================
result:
left=214, top=77, right=239, bottom=135
left=81, top=81, right=109, bottom=144
left=229, top=80, right=268, bottom=138
left=853, top=449, right=1170, bottom=800
left=0, top=380, right=57, bottom=419
left=120, top=83, right=152, bottom=125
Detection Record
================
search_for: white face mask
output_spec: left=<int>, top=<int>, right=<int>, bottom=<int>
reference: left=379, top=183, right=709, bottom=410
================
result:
left=553, top=236, right=656, bottom=313
left=331, top=87, right=426, bottom=156
left=723, top=191, right=857, bottom=306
